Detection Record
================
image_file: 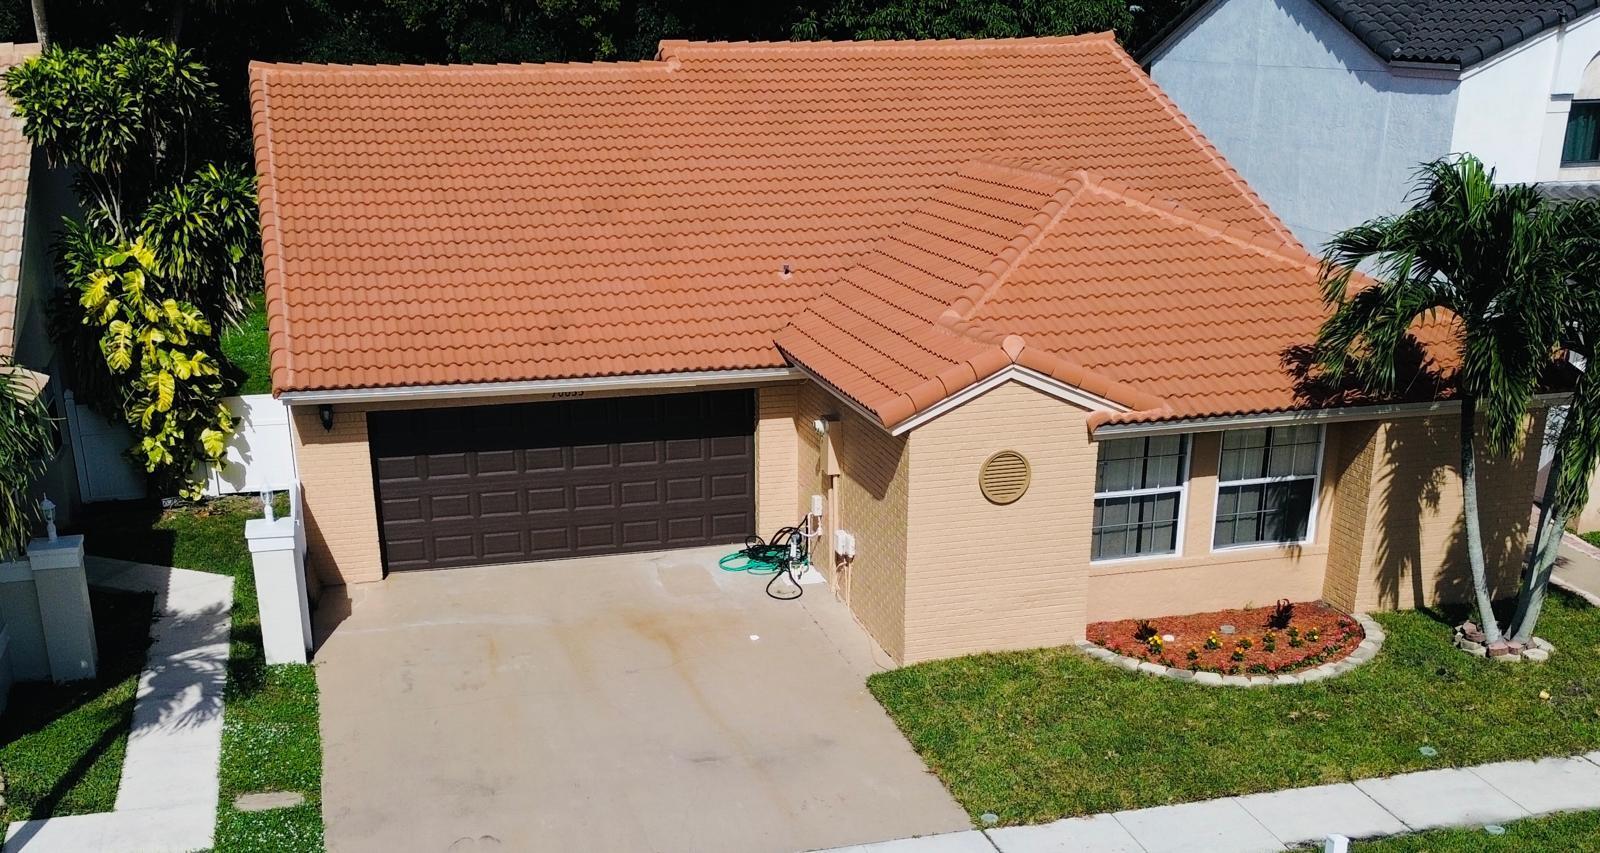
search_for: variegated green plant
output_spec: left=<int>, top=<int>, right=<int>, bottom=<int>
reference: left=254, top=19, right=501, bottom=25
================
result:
left=0, top=359, right=55, bottom=560
left=76, top=236, right=235, bottom=498
left=4, top=39, right=258, bottom=499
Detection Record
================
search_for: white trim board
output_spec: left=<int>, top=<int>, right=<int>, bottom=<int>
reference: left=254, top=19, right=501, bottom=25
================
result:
left=889, top=365, right=1125, bottom=436
left=276, top=367, right=804, bottom=405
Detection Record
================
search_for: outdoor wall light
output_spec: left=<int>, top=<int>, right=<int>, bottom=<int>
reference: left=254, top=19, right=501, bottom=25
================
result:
left=319, top=404, right=334, bottom=432
left=813, top=418, right=828, bottom=434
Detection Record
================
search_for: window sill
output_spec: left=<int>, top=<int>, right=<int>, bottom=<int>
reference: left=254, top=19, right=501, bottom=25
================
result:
left=1088, top=542, right=1328, bottom=577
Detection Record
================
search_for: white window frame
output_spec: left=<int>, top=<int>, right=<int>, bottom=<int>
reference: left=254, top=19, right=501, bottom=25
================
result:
left=1091, top=435, right=1192, bottom=564
left=1210, top=425, right=1326, bottom=552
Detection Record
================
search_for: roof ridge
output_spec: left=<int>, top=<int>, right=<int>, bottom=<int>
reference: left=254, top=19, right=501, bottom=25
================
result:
left=247, top=58, right=678, bottom=77
left=939, top=166, right=1091, bottom=324
left=1106, top=46, right=1300, bottom=248
left=1078, top=178, right=1323, bottom=272
left=656, top=33, right=1118, bottom=61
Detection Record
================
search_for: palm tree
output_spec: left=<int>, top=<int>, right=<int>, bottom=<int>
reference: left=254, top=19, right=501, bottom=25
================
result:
left=1315, top=155, right=1575, bottom=648
left=1509, top=227, right=1600, bottom=643
left=0, top=358, right=56, bottom=560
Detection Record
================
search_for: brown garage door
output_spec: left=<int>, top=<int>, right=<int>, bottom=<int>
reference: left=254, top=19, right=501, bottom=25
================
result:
left=369, top=390, right=756, bottom=571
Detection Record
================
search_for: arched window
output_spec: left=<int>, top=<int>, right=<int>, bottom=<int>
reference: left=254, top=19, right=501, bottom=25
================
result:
left=1561, top=54, right=1600, bottom=165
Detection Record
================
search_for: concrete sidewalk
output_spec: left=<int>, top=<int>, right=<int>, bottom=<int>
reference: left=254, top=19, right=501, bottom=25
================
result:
left=1555, top=532, right=1600, bottom=606
left=817, top=751, right=1600, bottom=852
left=4, top=558, right=234, bottom=853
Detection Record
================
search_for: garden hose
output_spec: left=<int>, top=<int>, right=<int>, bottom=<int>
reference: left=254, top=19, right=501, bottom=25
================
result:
left=719, top=522, right=811, bottom=600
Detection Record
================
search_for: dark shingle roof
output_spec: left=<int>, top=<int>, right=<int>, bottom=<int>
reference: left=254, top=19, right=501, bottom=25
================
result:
left=1539, top=181, right=1600, bottom=202
left=1139, top=0, right=1597, bottom=68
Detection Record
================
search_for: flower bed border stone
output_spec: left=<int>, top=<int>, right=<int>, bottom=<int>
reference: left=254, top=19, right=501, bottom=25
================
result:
left=1076, top=613, right=1386, bottom=687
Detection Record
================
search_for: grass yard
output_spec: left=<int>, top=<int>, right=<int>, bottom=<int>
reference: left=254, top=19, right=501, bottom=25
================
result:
left=1344, top=809, right=1600, bottom=851
left=870, top=594, right=1600, bottom=826
left=222, top=295, right=270, bottom=396
left=76, top=496, right=324, bottom=852
left=0, top=589, right=155, bottom=825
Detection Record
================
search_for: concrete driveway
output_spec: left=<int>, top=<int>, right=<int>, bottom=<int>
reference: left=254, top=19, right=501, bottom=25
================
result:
left=313, top=545, right=970, bottom=853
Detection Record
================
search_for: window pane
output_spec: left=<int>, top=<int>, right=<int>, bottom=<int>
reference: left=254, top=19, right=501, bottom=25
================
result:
left=1213, top=481, right=1314, bottom=548
left=1565, top=102, right=1600, bottom=165
left=1142, top=436, right=1186, bottom=489
left=1092, top=494, right=1179, bottom=560
left=1095, top=438, right=1141, bottom=492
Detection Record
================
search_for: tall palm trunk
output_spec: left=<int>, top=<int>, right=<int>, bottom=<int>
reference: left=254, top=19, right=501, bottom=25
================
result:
left=1510, top=444, right=1565, bottom=644
left=1460, top=397, right=1504, bottom=644
left=29, top=0, right=46, bottom=48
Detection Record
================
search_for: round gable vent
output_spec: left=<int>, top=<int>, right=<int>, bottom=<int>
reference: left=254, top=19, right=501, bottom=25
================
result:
left=979, top=450, right=1031, bottom=505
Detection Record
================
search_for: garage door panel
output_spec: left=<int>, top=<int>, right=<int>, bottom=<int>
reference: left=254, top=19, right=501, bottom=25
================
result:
left=425, top=454, right=471, bottom=479
left=428, top=494, right=474, bottom=521
left=711, top=512, right=752, bottom=538
left=526, top=448, right=564, bottom=472
left=619, top=480, right=660, bottom=506
left=573, top=483, right=615, bottom=509
left=370, top=389, right=755, bottom=571
left=481, top=530, right=525, bottom=560
left=479, top=490, right=522, bottom=517
left=618, top=442, right=661, bottom=465
left=526, top=486, right=567, bottom=513
left=665, top=477, right=705, bottom=502
left=710, top=473, right=751, bottom=499
left=475, top=450, right=519, bottom=475
left=380, top=496, right=423, bottom=522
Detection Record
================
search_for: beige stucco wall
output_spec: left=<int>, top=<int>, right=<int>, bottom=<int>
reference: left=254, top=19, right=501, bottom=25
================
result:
left=755, top=383, right=801, bottom=537
left=903, top=382, right=1095, bottom=663
left=1322, top=412, right=1540, bottom=612
left=832, top=405, right=912, bottom=662
left=290, top=405, right=382, bottom=586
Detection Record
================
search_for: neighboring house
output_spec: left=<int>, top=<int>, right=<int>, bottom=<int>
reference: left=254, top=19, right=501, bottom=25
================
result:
left=1139, top=0, right=1600, bottom=252
left=250, top=35, right=1537, bottom=665
left=0, top=41, right=81, bottom=527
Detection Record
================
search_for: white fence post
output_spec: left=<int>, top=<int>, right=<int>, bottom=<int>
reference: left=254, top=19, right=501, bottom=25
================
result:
left=246, top=491, right=311, bottom=664
left=26, top=534, right=97, bottom=682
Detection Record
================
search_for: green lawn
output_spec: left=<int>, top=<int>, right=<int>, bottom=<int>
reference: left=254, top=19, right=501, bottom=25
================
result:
left=76, top=496, right=324, bottom=852
left=869, top=594, right=1600, bottom=825
left=1582, top=530, right=1600, bottom=550
left=1346, top=809, right=1600, bottom=851
left=0, top=589, right=155, bottom=824
left=222, top=295, right=270, bottom=396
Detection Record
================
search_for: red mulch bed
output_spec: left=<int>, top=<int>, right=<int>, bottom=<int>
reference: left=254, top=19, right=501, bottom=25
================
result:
left=1086, top=600, right=1365, bottom=676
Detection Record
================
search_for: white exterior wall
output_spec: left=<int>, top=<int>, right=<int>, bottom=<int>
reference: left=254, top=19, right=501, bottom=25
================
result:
left=1146, top=0, right=1458, bottom=252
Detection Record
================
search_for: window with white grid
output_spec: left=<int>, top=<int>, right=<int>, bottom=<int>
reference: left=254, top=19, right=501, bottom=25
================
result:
left=1213, top=425, right=1323, bottom=549
left=1092, top=435, right=1188, bottom=561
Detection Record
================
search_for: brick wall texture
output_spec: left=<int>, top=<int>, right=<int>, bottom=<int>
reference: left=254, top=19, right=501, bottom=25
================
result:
left=905, top=382, right=1094, bottom=662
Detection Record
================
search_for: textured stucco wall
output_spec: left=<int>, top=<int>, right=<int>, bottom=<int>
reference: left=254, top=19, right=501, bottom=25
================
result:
left=1323, top=413, right=1539, bottom=611
left=291, top=405, right=382, bottom=586
left=833, top=405, right=911, bottom=662
left=905, top=382, right=1094, bottom=663
left=1147, top=0, right=1457, bottom=252
left=755, top=383, right=801, bottom=537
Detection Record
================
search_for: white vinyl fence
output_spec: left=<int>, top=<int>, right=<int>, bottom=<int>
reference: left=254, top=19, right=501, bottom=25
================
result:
left=66, top=392, right=294, bottom=502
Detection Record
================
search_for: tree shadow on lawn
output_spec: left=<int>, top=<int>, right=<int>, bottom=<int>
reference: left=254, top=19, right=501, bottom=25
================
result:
left=0, top=589, right=155, bottom=820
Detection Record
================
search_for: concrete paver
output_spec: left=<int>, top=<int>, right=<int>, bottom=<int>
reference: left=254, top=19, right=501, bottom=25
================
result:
left=1234, top=783, right=1407, bottom=845
left=1354, top=768, right=1529, bottom=831
left=316, top=546, right=969, bottom=853
left=1470, top=756, right=1600, bottom=814
left=1111, top=799, right=1284, bottom=853
left=988, top=814, right=1142, bottom=852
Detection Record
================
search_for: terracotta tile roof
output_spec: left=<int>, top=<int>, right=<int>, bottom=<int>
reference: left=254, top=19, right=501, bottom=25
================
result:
left=776, top=159, right=1431, bottom=430
left=0, top=42, right=38, bottom=359
left=250, top=34, right=1295, bottom=394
